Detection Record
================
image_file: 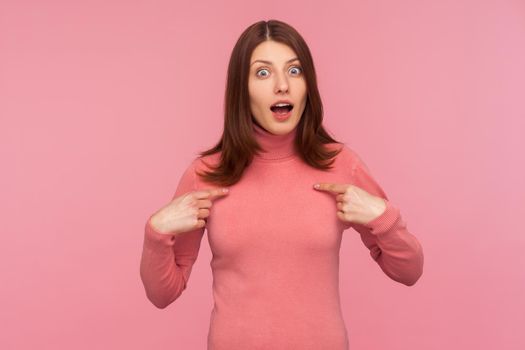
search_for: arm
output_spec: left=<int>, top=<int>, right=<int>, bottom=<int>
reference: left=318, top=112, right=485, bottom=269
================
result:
left=349, top=151, right=424, bottom=286
left=139, top=158, right=205, bottom=308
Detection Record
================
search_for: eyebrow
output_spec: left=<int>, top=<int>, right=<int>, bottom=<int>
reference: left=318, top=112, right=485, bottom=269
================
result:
left=250, top=57, right=300, bottom=66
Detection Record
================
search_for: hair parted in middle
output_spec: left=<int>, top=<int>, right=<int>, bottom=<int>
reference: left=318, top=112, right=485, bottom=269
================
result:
left=196, top=19, right=344, bottom=187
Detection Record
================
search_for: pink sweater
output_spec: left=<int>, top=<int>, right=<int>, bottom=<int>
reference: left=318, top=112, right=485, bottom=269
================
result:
left=140, top=122, right=424, bottom=349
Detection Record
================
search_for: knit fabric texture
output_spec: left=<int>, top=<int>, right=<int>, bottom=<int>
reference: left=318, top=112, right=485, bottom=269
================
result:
left=140, top=122, right=424, bottom=350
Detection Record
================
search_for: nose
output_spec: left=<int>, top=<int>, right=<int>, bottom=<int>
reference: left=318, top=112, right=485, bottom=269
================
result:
left=274, top=71, right=289, bottom=94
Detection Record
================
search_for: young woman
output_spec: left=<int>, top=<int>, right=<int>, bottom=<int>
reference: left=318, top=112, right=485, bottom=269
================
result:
left=140, top=19, right=424, bottom=350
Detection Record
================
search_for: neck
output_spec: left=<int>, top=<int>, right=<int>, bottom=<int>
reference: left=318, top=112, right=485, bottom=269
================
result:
left=252, top=122, right=298, bottom=161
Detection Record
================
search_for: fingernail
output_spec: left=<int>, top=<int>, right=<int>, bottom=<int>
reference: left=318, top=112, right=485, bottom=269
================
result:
left=222, top=188, right=229, bottom=193
left=313, top=184, right=320, bottom=189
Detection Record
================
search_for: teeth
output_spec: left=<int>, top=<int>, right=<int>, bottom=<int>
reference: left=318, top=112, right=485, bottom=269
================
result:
left=273, top=103, right=292, bottom=107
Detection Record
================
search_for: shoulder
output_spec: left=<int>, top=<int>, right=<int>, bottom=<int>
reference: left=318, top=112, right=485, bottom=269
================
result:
left=324, top=142, right=362, bottom=170
left=192, top=152, right=221, bottom=172
left=176, top=153, right=218, bottom=182
left=186, top=152, right=222, bottom=188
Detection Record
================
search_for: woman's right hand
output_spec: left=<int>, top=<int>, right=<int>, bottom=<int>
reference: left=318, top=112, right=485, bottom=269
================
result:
left=149, top=188, right=230, bottom=236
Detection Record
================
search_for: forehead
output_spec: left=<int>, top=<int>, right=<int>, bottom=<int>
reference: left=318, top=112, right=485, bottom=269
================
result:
left=250, top=41, right=298, bottom=64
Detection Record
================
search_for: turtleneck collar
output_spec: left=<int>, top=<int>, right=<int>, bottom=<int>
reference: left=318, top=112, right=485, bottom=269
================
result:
left=252, top=122, right=299, bottom=161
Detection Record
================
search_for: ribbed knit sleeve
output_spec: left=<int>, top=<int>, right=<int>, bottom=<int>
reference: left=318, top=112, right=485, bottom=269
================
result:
left=348, top=150, right=424, bottom=286
left=140, top=158, right=205, bottom=308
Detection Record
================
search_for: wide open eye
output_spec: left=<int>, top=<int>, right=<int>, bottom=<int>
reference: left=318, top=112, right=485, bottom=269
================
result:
left=255, top=66, right=302, bottom=78
left=256, top=68, right=270, bottom=78
left=289, top=66, right=302, bottom=75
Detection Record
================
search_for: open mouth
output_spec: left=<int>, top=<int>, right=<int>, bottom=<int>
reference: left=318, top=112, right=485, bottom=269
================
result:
left=270, top=103, right=294, bottom=114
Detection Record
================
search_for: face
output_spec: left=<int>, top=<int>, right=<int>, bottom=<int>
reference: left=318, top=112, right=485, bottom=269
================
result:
left=248, top=40, right=307, bottom=135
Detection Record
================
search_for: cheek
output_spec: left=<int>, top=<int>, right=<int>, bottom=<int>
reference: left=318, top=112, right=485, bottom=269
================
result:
left=290, top=80, right=307, bottom=95
left=248, top=86, right=266, bottom=109
left=298, top=80, right=307, bottom=96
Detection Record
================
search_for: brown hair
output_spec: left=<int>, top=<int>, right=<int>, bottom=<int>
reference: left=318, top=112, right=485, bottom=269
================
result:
left=196, top=19, right=344, bottom=187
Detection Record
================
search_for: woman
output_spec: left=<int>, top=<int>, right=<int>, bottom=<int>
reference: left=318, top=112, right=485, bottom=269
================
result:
left=140, top=19, right=424, bottom=350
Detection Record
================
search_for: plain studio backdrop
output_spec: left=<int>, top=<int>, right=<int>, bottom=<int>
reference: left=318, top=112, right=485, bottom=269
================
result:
left=1, top=0, right=524, bottom=349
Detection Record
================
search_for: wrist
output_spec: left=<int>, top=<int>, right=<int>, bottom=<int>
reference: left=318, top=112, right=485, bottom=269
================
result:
left=148, top=213, right=170, bottom=234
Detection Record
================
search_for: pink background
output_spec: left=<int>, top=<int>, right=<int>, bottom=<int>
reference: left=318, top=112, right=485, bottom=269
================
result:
left=1, top=0, right=524, bottom=349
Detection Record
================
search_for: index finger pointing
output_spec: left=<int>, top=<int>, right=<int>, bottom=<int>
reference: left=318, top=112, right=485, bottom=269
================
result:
left=314, top=183, right=348, bottom=194
left=194, top=187, right=230, bottom=200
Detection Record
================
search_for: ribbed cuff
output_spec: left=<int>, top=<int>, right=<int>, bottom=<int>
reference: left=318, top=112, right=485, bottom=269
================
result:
left=364, top=200, right=401, bottom=235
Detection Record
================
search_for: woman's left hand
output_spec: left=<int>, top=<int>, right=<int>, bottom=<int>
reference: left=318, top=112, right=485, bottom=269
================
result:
left=314, top=182, right=387, bottom=226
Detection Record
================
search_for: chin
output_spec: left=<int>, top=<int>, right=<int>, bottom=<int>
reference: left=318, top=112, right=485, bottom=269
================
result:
left=269, top=119, right=299, bottom=134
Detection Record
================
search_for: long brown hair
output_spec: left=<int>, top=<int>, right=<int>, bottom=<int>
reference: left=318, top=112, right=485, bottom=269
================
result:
left=196, top=19, right=344, bottom=187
